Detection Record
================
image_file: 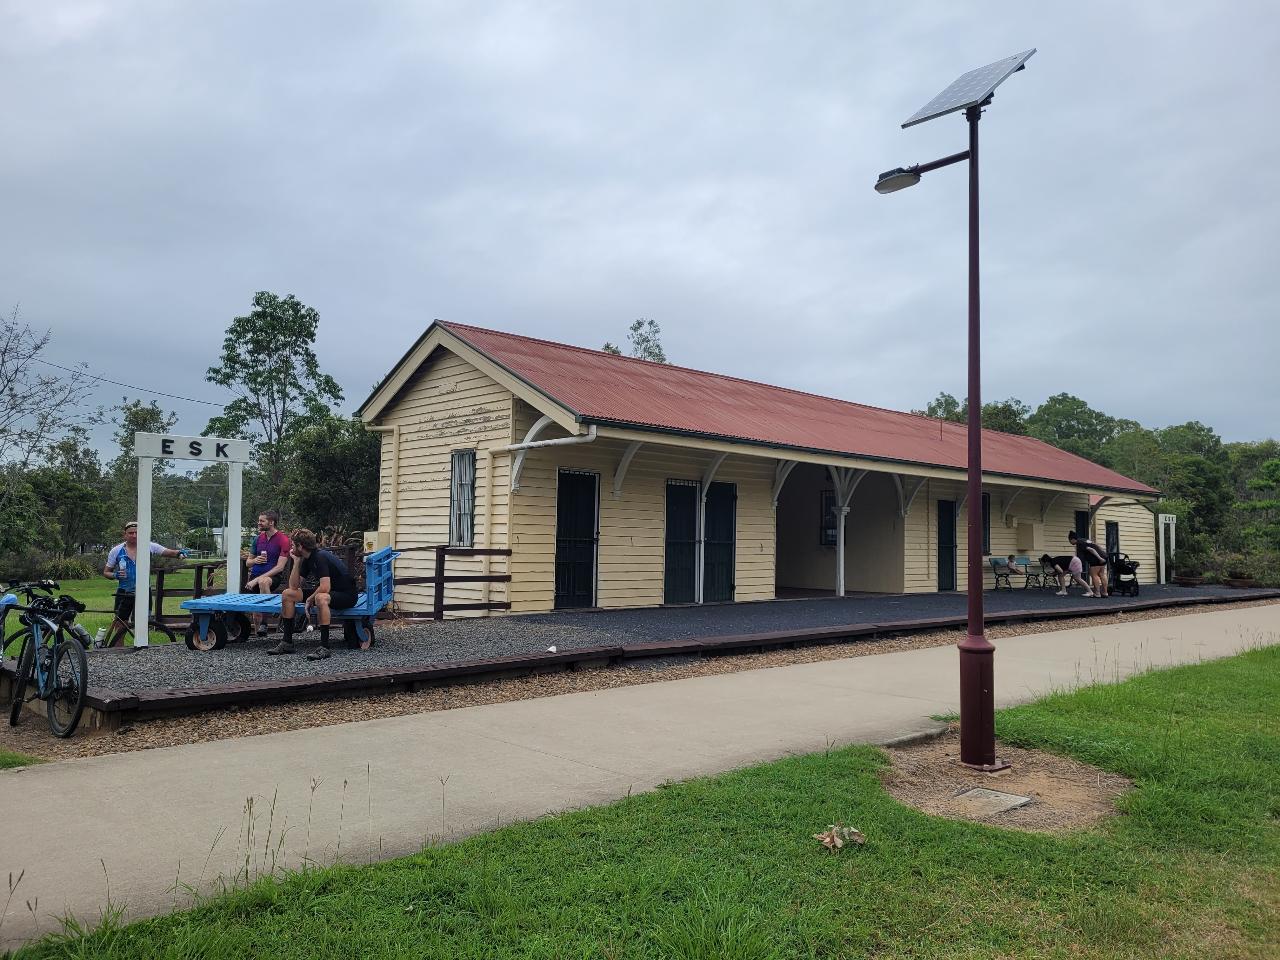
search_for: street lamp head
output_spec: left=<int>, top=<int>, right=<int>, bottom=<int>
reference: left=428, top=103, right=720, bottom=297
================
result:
left=875, top=167, right=921, bottom=194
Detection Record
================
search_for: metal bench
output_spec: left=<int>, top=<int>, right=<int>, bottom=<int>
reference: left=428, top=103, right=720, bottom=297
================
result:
left=989, top=557, right=1014, bottom=590
left=180, top=547, right=398, bottom=651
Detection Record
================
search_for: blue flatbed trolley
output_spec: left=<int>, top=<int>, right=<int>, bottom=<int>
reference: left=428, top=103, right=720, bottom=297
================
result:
left=180, top=547, right=398, bottom=651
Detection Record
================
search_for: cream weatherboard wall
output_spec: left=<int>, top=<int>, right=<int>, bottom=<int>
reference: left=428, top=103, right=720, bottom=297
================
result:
left=1092, top=500, right=1157, bottom=583
left=775, top=463, right=906, bottom=593
left=374, top=347, right=512, bottom=613
left=903, top=480, right=1091, bottom=593
left=507, top=400, right=776, bottom=612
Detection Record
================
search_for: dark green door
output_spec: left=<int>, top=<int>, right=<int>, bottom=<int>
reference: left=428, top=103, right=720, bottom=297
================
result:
left=937, top=499, right=957, bottom=591
left=555, top=471, right=597, bottom=609
left=665, top=481, right=697, bottom=603
left=1075, top=510, right=1091, bottom=540
left=703, top=482, right=736, bottom=602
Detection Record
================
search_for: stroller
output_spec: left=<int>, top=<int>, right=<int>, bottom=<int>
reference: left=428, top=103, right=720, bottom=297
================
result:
left=1109, top=553, right=1140, bottom=596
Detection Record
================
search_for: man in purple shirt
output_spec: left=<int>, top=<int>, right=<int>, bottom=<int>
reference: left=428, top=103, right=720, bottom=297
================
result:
left=242, top=510, right=291, bottom=638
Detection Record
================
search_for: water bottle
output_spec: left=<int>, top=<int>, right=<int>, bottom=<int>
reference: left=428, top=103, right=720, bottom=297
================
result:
left=117, top=556, right=129, bottom=582
left=94, top=627, right=107, bottom=648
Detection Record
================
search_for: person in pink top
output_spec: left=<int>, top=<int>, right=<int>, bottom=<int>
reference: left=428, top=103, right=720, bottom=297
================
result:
left=242, top=510, right=291, bottom=638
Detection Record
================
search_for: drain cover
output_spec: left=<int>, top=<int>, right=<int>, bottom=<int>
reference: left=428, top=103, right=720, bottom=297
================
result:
left=952, top=787, right=1033, bottom=816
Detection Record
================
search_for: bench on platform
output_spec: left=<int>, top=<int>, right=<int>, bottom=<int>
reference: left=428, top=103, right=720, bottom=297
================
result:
left=180, top=547, right=398, bottom=650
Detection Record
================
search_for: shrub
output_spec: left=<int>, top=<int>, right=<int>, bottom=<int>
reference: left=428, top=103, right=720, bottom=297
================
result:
left=38, top=555, right=99, bottom=581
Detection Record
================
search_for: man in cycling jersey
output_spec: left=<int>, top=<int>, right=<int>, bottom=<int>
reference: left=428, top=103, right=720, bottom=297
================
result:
left=102, top=521, right=186, bottom=647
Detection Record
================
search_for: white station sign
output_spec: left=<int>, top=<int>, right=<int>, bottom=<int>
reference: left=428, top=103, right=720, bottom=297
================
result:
left=135, top=432, right=251, bottom=463
left=132, top=431, right=249, bottom=646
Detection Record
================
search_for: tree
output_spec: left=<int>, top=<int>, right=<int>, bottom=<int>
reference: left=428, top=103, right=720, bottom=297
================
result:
left=203, top=292, right=343, bottom=487
left=912, top=392, right=1028, bottom=433
left=602, top=319, right=668, bottom=363
left=280, top=415, right=380, bottom=533
left=0, top=306, right=94, bottom=519
left=915, top=392, right=964, bottom=423
left=28, top=427, right=110, bottom=554
left=1026, top=393, right=1121, bottom=462
left=106, top=398, right=183, bottom=538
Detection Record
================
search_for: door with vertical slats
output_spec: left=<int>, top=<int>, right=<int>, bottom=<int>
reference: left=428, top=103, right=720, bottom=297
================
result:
left=664, top=481, right=697, bottom=603
left=703, top=482, right=736, bottom=602
left=937, top=499, right=957, bottom=591
left=554, top=471, right=597, bottom=609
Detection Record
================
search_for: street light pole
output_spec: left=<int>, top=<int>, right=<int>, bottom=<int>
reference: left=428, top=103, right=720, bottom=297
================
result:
left=957, top=103, right=1003, bottom=770
left=876, top=49, right=1033, bottom=771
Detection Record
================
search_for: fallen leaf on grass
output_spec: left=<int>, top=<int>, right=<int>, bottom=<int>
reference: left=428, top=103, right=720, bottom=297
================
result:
left=813, top=824, right=866, bottom=851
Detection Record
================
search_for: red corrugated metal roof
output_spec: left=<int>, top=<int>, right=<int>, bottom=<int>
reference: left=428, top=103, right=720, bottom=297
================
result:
left=441, top=322, right=1158, bottom=496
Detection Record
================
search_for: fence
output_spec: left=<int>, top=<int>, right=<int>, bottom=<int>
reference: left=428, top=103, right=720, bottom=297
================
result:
left=392, top=545, right=513, bottom=620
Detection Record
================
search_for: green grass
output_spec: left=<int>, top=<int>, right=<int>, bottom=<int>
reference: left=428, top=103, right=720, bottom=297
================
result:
left=12, top=646, right=1280, bottom=959
left=0, top=746, right=40, bottom=769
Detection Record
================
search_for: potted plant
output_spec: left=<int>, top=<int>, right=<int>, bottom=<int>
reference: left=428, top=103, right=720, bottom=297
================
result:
left=1218, top=552, right=1259, bottom=588
left=1172, top=537, right=1209, bottom=587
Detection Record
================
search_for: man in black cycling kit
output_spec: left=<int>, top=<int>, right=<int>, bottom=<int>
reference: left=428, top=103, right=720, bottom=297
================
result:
left=267, top=528, right=360, bottom=660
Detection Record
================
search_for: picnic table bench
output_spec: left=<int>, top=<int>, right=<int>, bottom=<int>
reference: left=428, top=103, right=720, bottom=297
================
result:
left=180, top=547, right=398, bottom=651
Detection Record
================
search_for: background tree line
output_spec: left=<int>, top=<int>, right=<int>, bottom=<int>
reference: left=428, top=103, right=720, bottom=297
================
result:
left=0, top=294, right=380, bottom=580
left=914, top=391, right=1279, bottom=582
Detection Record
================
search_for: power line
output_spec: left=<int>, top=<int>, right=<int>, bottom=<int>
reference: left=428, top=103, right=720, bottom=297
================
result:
left=34, top=357, right=229, bottom=407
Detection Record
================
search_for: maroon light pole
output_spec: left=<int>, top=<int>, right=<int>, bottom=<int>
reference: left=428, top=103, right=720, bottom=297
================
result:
left=876, top=50, right=1034, bottom=769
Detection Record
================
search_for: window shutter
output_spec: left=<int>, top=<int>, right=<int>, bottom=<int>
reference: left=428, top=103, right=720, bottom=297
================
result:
left=450, top=450, right=477, bottom=546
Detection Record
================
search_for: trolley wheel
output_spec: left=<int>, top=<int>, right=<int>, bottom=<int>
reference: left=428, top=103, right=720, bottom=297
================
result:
left=185, top=616, right=228, bottom=651
left=227, top=613, right=252, bottom=643
left=7, top=631, right=34, bottom=727
left=342, top=620, right=376, bottom=650
left=47, top=638, right=88, bottom=738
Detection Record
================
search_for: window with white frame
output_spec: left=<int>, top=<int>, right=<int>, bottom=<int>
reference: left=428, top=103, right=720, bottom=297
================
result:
left=449, top=449, right=477, bottom=546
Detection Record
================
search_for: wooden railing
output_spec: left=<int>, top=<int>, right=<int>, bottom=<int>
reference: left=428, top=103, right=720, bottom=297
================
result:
left=392, top=545, right=514, bottom=620
left=152, top=562, right=223, bottom=626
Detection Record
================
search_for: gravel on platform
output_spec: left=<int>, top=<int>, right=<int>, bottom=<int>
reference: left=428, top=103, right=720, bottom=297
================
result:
left=79, top=583, right=1277, bottom=694
left=2, top=597, right=1275, bottom=764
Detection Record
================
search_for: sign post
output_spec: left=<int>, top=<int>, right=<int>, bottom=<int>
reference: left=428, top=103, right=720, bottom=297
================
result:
left=1157, top=513, right=1177, bottom=584
left=133, top=433, right=252, bottom=647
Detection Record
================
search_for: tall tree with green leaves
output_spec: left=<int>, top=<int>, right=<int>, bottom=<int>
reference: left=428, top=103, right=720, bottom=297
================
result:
left=204, top=292, right=343, bottom=488
left=28, top=427, right=109, bottom=554
left=912, top=392, right=1029, bottom=434
left=602, top=319, right=668, bottom=362
left=106, top=398, right=183, bottom=537
left=280, top=415, right=381, bottom=534
left=1026, top=393, right=1121, bottom=462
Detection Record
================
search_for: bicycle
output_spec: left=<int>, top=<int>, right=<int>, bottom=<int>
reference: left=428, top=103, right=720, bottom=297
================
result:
left=4, top=589, right=89, bottom=737
left=2, top=581, right=93, bottom=651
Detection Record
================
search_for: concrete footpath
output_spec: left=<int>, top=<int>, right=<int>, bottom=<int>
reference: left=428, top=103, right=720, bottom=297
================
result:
left=2, top=604, right=1276, bottom=948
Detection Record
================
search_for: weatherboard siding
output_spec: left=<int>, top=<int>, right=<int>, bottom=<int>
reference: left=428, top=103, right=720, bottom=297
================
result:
left=375, top=348, right=512, bottom=614
left=508, top=402, right=776, bottom=611
left=1092, top=501, right=1157, bottom=583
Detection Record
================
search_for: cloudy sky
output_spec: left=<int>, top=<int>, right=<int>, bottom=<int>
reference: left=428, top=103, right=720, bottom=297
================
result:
left=3, top=1, right=1277, bottom=451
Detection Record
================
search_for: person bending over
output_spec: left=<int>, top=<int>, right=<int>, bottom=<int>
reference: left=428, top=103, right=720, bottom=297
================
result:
left=268, top=528, right=360, bottom=660
left=103, top=521, right=187, bottom=646
left=1068, top=530, right=1110, bottom=598
left=1041, top=553, right=1093, bottom=596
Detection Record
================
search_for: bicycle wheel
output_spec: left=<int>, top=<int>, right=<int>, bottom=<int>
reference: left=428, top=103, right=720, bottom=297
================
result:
left=7, top=630, right=34, bottom=727
left=148, top=619, right=177, bottom=644
left=47, top=638, right=87, bottom=737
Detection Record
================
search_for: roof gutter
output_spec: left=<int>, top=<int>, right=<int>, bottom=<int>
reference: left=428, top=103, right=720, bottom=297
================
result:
left=504, top=423, right=598, bottom=493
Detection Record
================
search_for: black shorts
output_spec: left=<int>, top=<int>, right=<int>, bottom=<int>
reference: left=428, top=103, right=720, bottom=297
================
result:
left=302, top=584, right=359, bottom=611
left=113, top=591, right=135, bottom=621
left=250, top=570, right=287, bottom=592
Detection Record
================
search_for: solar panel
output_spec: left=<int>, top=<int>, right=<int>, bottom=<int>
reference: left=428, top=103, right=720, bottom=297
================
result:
left=902, top=49, right=1036, bottom=128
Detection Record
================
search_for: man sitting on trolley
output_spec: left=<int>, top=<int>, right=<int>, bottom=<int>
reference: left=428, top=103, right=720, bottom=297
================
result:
left=266, top=528, right=361, bottom=660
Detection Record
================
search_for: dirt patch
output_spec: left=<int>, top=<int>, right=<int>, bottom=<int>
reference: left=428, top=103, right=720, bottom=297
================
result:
left=881, top=727, right=1131, bottom=833
left=2, top=598, right=1275, bottom=765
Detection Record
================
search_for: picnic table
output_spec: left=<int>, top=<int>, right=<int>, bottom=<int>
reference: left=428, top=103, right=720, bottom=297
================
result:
left=180, top=547, right=398, bottom=650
